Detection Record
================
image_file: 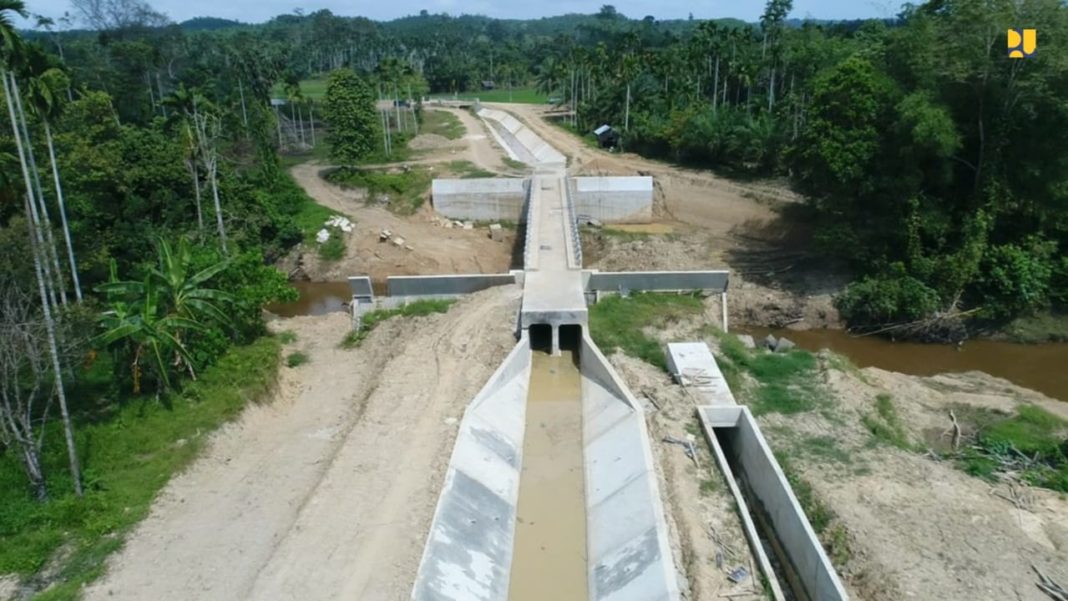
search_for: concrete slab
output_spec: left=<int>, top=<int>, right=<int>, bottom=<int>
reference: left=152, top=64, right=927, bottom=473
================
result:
left=347, top=276, right=374, bottom=301
left=520, top=271, right=587, bottom=329
left=664, top=342, right=737, bottom=406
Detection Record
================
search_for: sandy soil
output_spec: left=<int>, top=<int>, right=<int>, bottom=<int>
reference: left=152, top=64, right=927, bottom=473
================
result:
left=83, top=286, right=521, bottom=601
left=286, top=161, right=518, bottom=282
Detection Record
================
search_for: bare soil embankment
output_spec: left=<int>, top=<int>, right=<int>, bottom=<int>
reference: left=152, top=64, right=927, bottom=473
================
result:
left=83, top=286, right=521, bottom=601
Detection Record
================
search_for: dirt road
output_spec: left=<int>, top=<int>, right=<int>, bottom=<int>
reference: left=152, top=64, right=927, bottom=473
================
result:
left=84, top=287, right=521, bottom=601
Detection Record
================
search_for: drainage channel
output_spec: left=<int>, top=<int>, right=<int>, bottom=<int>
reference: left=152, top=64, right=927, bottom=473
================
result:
left=508, top=341, right=588, bottom=601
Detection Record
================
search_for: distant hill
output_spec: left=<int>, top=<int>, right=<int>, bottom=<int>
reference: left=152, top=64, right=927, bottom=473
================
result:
left=179, top=17, right=247, bottom=32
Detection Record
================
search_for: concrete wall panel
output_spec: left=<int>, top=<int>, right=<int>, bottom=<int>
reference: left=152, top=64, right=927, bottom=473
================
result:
left=569, top=177, right=654, bottom=223
left=432, top=178, right=529, bottom=222
left=587, top=271, right=729, bottom=294
left=388, top=274, right=516, bottom=298
left=347, top=276, right=374, bottom=299
left=411, top=338, right=532, bottom=601
left=725, top=409, right=850, bottom=601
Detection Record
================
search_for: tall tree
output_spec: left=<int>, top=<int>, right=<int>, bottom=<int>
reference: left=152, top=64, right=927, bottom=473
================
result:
left=321, top=69, right=379, bottom=165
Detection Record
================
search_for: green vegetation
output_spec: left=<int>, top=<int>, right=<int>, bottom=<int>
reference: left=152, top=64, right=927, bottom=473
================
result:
left=321, top=70, right=380, bottom=165
left=446, top=160, right=496, bottom=179
left=698, top=478, right=719, bottom=496
left=420, top=110, right=465, bottom=139
left=342, top=299, right=456, bottom=348
left=588, top=293, right=705, bottom=370
left=502, top=157, right=527, bottom=170
left=715, top=336, right=823, bottom=416
left=797, top=435, right=853, bottom=466
left=278, top=330, right=297, bottom=344
left=285, top=351, right=309, bottom=367
left=958, top=405, right=1068, bottom=493
left=862, top=394, right=913, bottom=450
left=327, top=167, right=433, bottom=215
left=429, top=88, right=548, bottom=104
left=0, top=337, right=280, bottom=589
left=999, top=311, right=1068, bottom=343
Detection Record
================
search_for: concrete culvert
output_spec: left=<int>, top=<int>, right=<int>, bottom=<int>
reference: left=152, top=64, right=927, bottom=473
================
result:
left=529, top=323, right=553, bottom=353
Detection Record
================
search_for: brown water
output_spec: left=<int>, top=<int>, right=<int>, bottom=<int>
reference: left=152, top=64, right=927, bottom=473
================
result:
left=266, top=281, right=353, bottom=317
left=508, top=350, right=588, bottom=601
left=744, top=327, right=1068, bottom=402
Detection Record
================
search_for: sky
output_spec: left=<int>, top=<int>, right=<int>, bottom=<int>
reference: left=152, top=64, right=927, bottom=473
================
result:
left=20, top=0, right=905, bottom=29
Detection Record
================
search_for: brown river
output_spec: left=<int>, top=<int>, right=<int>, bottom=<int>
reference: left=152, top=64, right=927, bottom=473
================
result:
left=268, top=282, right=1067, bottom=403
left=745, top=327, right=1068, bottom=403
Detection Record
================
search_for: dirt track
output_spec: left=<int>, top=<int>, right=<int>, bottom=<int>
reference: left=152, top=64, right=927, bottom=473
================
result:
left=83, top=287, right=521, bottom=601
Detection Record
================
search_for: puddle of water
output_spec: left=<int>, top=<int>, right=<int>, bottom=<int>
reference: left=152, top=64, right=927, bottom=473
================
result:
left=508, top=350, right=588, bottom=601
left=744, top=327, right=1068, bottom=402
left=606, top=223, right=674, bottom=235
left=267, top=281, right=352, bottom=317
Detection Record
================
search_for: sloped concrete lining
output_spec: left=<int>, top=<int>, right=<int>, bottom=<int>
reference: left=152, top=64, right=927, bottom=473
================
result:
left=586, top=270, right=729, bottom=294
left=432, top=178, right=530, bottom=222
left=387, top=274, right=516, bottom=299
left=569, top=177, right=654, bottom=223
left=710, top=407, right=850, bottom=601
left=581, top=334, right=682, bottom=601
left=478, top=108, right=567, bottom=167
left=411, top=336, right=532, bottom=601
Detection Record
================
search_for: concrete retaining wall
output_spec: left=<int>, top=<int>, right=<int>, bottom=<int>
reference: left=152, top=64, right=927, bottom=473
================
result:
left=714, top=407, right=850, bottom=601
left=387, top=274, right=516, bottom=298
left=586, top=271, right=730, bottom=294
left=581, top=334, right=681, bottom=601
left=347, top=276, right=374, bottom=300
left=569, top=177, right=653, bottom=223
left=432, top=178, right=530, bottom=222
left=411, top=337, right=532, bottom=601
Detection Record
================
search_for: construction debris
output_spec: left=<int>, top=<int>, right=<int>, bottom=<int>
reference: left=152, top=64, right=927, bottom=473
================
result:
left=1034, top=564, right=1068, bottom=601
left=379, top=229, right=393, bottom=241
left=662, top=435, right=700, bottom=469
left=462, top=221, right=474, bottom=230
left=392, top=236, right=406, bottom=247
left=316, top=229, right=331, bottom=243
left=325, top=215, right=354, bottom=232
left=489, top=223, right=505, bottom=241
left=727, top=566, right=749, bottom=584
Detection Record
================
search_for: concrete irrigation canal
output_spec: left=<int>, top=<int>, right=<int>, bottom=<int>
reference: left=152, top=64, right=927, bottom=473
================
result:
left=346, top=105, right=850, bottom=601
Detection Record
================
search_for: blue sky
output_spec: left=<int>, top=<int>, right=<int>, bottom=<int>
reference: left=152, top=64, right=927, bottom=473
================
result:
left=21, top=0, right=905, bottom=28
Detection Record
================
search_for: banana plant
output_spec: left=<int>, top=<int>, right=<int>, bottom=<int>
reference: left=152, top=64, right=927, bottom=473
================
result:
left=96, top=237, right=232, bottom=394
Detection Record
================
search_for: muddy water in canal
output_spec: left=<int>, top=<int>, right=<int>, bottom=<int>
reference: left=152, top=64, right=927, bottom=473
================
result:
left=745, top=327, right=1068, bottom=402
left=508, top=350, right=588, bottom=601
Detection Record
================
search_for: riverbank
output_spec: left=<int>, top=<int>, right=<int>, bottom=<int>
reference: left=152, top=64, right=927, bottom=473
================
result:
left=589, top=293, right=1068, bottom=601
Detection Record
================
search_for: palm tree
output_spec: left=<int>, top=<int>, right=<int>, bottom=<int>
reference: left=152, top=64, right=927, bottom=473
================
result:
left=0, top=0, right=82, bottom=497
left=22, top=48, right=82, bottom=301
left=164, top=84, right=207, bottom=232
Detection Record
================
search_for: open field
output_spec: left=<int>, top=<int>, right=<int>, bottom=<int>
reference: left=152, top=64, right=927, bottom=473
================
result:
left=429, top=87, right=548, bottom=104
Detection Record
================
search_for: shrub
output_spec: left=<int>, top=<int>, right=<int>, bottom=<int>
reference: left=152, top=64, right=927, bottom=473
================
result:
left=836, top=270, right=941, bottom=328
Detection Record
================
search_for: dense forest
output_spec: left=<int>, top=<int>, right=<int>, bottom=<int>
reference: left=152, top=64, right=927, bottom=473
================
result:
left=0, top=0, right=1066, bottom=595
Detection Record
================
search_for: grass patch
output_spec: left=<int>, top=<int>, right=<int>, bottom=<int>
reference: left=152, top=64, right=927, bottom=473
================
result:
left=420, top=110, right=465, bottom=139
left=279, top=142, right=331, bottom=168
left=588, top=292, right=705, bottom=370
left=0, top=337, right=281, bottom=594
left=342, top=299, right=456, bottom=348
left=271, top=77, right=329, bottom=100
left=797, top=435, right=853, bottom=465
left=277, top=330, right=297, bottom=344
left=285, top=351, right=309, bottom=367
left=999, top=310, right=1068, bottom=343
left=317, top=230, right=346, bottom=261
left=445, top=160, right=496, bottom=179
left=699, top=478, right=719, bottom=496
left=502, top=157, right=527, bottom=170
left=862, top=394, right=912, bottom=450
left=717, top=338, right=822, bottom=416
left=957, top=404, right=1068, bottom=492
left=327, top=166, right=432, bottom=216
left=429, top=87, right=548, bottom=104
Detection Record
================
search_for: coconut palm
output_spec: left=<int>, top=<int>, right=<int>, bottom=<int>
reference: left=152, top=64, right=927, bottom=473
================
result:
left=0, top=0, right=83, bottom=496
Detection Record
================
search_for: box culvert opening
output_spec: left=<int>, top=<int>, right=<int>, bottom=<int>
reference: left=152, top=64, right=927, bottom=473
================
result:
left=529, top=323, right=552, bottom=353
